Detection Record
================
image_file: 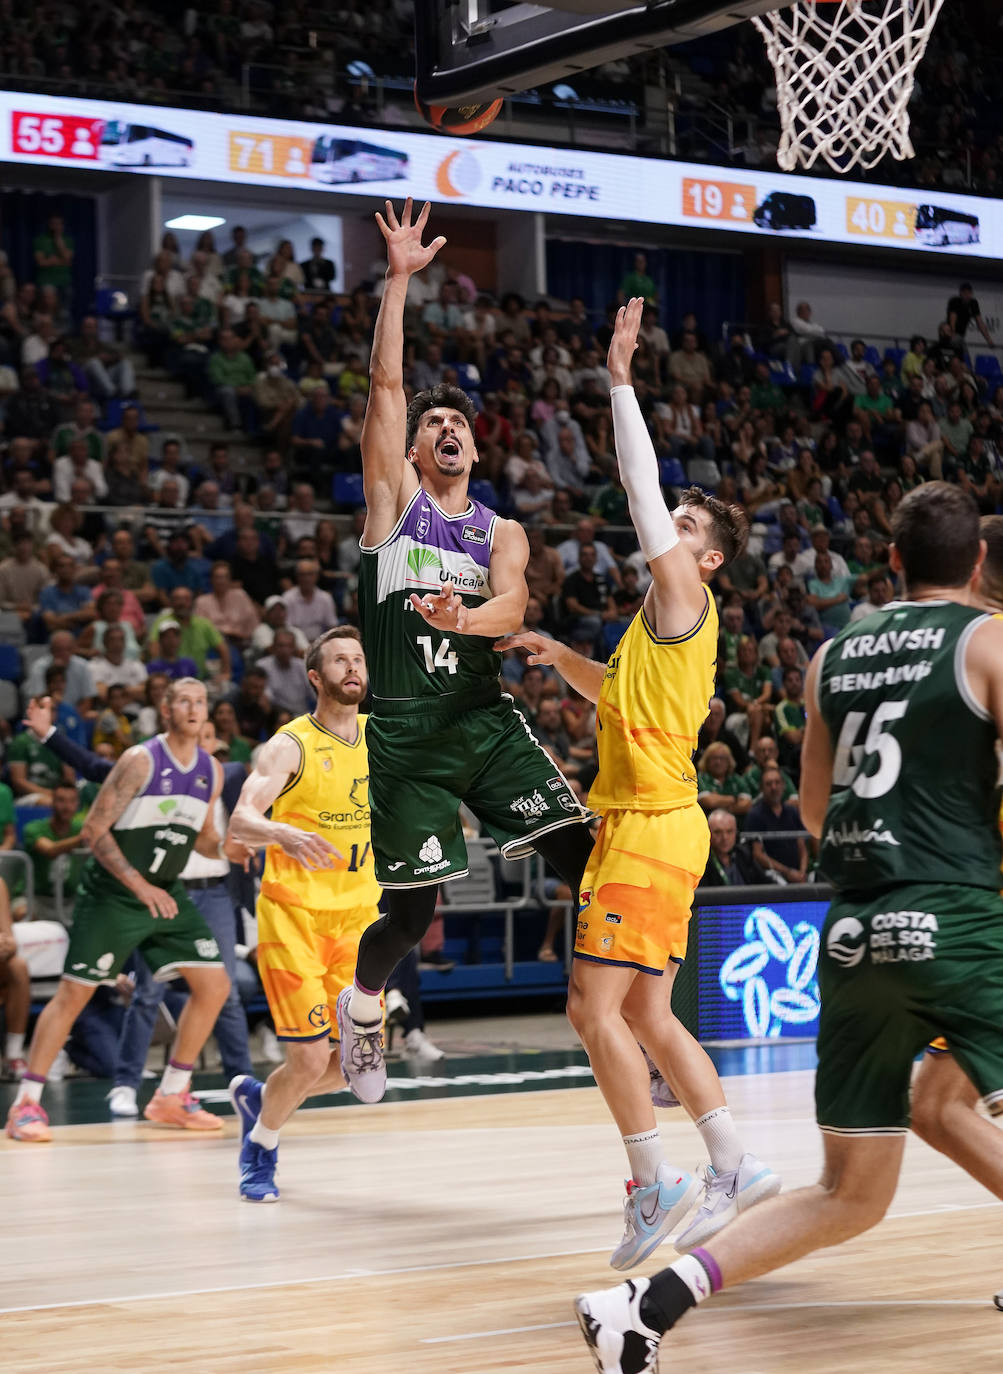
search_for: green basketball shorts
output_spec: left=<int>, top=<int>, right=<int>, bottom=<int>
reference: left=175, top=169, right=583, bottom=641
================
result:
left=815, top=882, right=1003, bottom=1133
left=367, top=695, right=591, bottom=888
left=63, top=877, right=223, bottom=985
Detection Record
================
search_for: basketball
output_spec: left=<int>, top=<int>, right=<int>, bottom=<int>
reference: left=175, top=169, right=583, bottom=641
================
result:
left=413, top=84, right=503, bottom=136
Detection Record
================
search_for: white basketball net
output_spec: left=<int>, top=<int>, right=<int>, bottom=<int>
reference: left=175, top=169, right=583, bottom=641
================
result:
left=752, top=0, right=947, bottom=172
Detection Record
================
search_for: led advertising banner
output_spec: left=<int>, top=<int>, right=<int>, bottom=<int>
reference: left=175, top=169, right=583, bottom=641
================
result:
left=1, top=89, right=1000, bottom=258
left=691, top=895, right=830, bottom=1041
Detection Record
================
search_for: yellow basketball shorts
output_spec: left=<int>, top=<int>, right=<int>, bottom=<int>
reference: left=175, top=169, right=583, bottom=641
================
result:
left=575, top=805, right=709, bottom=976
left=256, top=894, right=380, bottom=1042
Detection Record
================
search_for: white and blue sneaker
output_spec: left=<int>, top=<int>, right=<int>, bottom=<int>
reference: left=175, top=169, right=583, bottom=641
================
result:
left=229, top=1074, right=264, bottom=1144
left=238, top=1137, right=279, bottom=1203
left=575, top=1276, right=660, bottom=1374
left=674, top=1152, right=781, bottom=1252
left=610, top=1163, right=701, bottom=1271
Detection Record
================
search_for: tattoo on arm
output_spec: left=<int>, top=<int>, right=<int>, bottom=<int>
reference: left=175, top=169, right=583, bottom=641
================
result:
left=81, top=747, right=150, bottom=893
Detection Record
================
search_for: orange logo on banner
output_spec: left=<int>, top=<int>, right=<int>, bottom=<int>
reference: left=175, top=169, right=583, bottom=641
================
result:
left=228, top=131, right=312, bottom=178
left=682, top=178, right=756, bottom=223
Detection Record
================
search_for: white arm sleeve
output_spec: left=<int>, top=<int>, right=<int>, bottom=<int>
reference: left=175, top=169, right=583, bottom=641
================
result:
left=610, top=384, right=679, bottom=563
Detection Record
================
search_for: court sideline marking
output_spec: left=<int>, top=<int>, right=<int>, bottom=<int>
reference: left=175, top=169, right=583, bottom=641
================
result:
left=420, top=1300, right=994, bottom=1345
left=1, top=1199, right=998, bottom=1317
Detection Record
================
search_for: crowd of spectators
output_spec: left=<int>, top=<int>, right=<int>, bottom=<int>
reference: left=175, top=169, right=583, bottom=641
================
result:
left=3, top=214, right=1003, bottom=995
left=0, top=1, right=1001, bottom=190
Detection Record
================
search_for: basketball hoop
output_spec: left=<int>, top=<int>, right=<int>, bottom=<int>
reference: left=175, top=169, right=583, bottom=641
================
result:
left=752, top=0, right=947, bottom=173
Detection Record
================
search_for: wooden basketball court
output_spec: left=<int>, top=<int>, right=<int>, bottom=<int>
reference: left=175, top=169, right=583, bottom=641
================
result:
left=3, top=1062, right=1000, bottom=1373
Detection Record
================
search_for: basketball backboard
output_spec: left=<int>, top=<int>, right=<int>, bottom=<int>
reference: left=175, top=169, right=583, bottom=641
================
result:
left=414, top=0, right=780, bottom=106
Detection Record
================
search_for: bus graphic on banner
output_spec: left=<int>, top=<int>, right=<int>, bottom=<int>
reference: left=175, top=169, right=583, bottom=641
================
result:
left=99, top=120, right=193, bottom=167
left=310, top=136, right=408, bottom=185
left=914, top=203, right=980, bottom=247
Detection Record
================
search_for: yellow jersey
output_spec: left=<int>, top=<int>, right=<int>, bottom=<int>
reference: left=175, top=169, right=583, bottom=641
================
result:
left=588, top=586, right=718, bottom=813
left=260, top=712, right=381, bottom=912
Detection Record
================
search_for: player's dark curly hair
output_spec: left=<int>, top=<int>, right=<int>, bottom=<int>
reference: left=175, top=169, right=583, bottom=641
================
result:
left=677, top=485, right=749, bottom=568
left=405, top=383, right=478, bottom=453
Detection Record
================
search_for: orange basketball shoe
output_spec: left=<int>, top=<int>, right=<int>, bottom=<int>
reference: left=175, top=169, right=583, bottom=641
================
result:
left=143, top=1089, right=223, bottom=1131
left=5, top=1100, right=52, bottom=1142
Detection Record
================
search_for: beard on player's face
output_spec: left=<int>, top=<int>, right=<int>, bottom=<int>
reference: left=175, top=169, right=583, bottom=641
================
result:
left=318, top=673, right=365, bottom=706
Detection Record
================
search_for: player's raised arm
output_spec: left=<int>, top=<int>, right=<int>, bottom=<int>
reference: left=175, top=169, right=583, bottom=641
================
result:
left=361, top=199, right=446, bottom=544
left=607, top=298, right=707, bottom=637
left=226, top=732, right=342, bottom=870
left=81, top=745, right=178, bottom=919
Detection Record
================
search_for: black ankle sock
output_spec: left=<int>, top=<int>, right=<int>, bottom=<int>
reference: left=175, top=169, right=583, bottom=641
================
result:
left=639, top=1272, right=696, bottom=1334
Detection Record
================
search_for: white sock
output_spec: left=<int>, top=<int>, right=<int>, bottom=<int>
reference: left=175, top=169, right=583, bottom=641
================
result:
left=623, top=1127, right=665, bottom=1187
left=249, top=1118, right=280, bottom=1150
left=671, top=1253, right=716, bottom=1305
left=16, top=1077, right=44, bottom=1105
left=159, top=1063, right=192, bottom=1097
left=694, top=1106, right=744, bottom=1175
left=5, top=1032, right=25, bottom=1060
left=349, top=981, right=383, bottom=1025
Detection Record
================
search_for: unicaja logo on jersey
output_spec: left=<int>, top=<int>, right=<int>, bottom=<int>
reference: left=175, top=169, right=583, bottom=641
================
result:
left=826, top=916, right=866, bottom=968
left=407, top=546, right=442, bottom=579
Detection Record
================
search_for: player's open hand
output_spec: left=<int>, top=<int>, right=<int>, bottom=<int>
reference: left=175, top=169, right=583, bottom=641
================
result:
left=23, top=695, right=53, bottom=741
left=376, top=198, right=447, bottom=280
left=280, top=826, right=341, bottom=871
left=140, top=881, right=178, bottom=921
left=494, top=630, right=559, bottom=666
left=606, top=296, right=645, bottom=388
left=410, top=580, right=469, bottom=632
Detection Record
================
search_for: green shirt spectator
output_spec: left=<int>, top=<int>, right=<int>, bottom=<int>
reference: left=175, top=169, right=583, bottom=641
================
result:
left=742, top=763, right=797, bottom=802
left=149, top=608, right=224, bottom=674
left=33, top=217, right=75, bottom=291
left=24, top=809, right=86, bottom=898
left=723, top=660, right=771, bottom=703
left=591, top=482, right=629, bottom=525
left=0, top=781, right=14, bottom=848
left=939, top=405, right=973, bottom=458
left=750, top=375, right=785, bottom=413
left=619, top=253, right=657, bottom=304
left=6, top=732, right=66, bottom=799
left=697, top=770, right=751, bottom=806
left=208, top=347, right=256, bottom=390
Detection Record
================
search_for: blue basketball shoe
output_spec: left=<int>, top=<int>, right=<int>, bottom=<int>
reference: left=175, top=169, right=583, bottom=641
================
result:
left=228, top=1074, right=263, bottom=1144
left=238, top=1137, right=279, bottom=1203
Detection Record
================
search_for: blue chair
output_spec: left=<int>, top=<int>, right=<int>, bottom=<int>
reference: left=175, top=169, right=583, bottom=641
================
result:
left=798, top=362, right=817, bottom=387
left=468, top=479, right=498, bottom=508
left=974, top=354, right=1002, bottom=380
left=0, top=643, right=21, bottom=681
left=658, top=457, right=686, bottom=488
left=15, top=804, right=50, bottom=845
left=864, top=345, right=882, bottom=367
left=834, top=342, right=848, bottom=360
left=332, top=471, right=365, bottom=508
left=769, top=359, right=798, bottom=386
left=99, top=398, right=159, bottom=434
left=884, top=347, right=906, bottom=368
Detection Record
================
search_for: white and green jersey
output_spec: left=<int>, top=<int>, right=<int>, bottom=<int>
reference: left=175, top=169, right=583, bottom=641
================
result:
left=817, top=601, right=1002, bottom=892
left=358, top=488, right=503, bottom=719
